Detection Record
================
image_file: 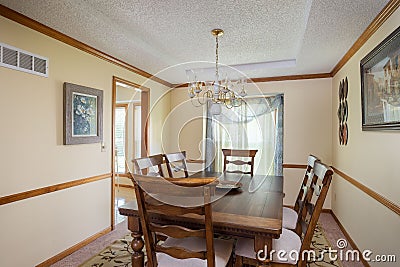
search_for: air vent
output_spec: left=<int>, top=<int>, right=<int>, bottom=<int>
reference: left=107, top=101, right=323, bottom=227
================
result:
left=3, top=47, right=18, bottom=66
left=0, top=43, right=48, bottom=77
left=20, top=52, right=33, bottom=71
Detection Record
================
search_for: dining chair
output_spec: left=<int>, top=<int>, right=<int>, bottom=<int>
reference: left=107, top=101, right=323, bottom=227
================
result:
left=222, top=149, right=258, bottom=176
left=282, top=154, right=319, bottom=231
left=132, top=174, right=234, bottom=267
left=234, top=161, right=333, bottom=267
left=164, top=151, right=189, bottom=178
left=132, top=154, right=165, bottom=177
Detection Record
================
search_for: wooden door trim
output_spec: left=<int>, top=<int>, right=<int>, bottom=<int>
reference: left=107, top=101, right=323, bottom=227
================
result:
left=112, top=76, right=150, bottom=228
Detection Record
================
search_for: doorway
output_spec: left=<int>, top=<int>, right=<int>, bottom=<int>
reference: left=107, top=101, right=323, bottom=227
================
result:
left=111, top=76, right=149, bottom=227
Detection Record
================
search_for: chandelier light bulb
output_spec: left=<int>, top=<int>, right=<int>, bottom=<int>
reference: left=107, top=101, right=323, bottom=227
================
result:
left=187, top=28, right=246, bottom=111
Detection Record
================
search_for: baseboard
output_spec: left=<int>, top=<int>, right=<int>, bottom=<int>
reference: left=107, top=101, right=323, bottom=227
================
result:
left=116, top=173, right=131, bottom=178
left=115, top=183, right=134, bottom=189
left=329, top=210, right=371, bottom=267
left=36, top=226, right=112, bottom=267
left=283, top=205, right=331, bottom=214
left=284, top=207, right=368, bottom=266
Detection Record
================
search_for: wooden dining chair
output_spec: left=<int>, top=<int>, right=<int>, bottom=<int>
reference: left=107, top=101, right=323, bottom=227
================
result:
left=282, top=154, right=320, bottom=231
left=132, top=174, right=234, bottom=267
left=132, top=154, right=165, bottom=177
left=234, top=161, right=333, bottom=267
left=164, top=151, right=189, bottom=178
left=222, top=149, right=258, bottom=176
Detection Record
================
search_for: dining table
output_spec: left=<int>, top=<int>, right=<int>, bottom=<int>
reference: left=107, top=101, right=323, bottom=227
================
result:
left=118, top=171, right=284, bottom=266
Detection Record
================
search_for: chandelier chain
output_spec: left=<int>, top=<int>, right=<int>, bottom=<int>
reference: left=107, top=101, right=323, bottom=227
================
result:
left=188, top=28, right=246, bottom=115
left=215, top=35, right=219, bottom=80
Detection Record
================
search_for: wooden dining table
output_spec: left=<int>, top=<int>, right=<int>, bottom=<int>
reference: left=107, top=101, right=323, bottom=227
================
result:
left=118, top=171, right=284, bottom=266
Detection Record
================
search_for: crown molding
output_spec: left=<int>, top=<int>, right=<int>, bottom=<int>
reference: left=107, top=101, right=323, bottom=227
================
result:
left=172, top=72, right=332, bottom=88
left=0, top=4, right=173, bottom=88
left=1, top=1, right=398, bottom=88
left=250, top=73, right=332, bottom=83
left=330, top=0, right=400, bottom=76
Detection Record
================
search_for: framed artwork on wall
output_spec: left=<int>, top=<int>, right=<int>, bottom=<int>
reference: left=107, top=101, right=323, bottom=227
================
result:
left=63, top=82, right=103, bottom=144
left=361, top=26, right=400, bottom=130
left=338, top=77, right=349, bottom=145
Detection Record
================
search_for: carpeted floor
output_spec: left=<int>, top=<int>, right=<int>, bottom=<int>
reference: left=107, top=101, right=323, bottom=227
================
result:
left=52, top=213, right=364, bottom=267
left=51, top=220, right=130, bottom=267
left=79, top=223, right=341, bottom=267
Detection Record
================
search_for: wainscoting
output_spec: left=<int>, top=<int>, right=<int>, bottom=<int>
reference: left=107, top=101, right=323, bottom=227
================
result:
left=2, top=164, right=397, bottom=267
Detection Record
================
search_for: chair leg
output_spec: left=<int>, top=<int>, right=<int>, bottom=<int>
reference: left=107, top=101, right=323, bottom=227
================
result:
left=226, top=253, right=234, bottom=267
left=234, top=255, right=243, bottom=267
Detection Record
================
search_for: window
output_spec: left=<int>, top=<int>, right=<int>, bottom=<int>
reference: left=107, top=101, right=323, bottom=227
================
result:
left=205, top=95, right=283, bottom=176
left=115, top=105, right=127, bottom=173
left=133, top=105, right=141, bottom=159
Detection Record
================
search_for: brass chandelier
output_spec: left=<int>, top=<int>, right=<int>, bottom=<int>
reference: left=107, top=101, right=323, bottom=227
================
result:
left=188, top=29, right=247, bottom=115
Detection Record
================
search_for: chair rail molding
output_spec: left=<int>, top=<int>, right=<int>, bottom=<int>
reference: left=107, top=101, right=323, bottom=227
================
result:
left=0, top=173, right=111, bottom=205
left=283, top=163, right=399, bottom=216
left=331, top=167, right=400, bottom=216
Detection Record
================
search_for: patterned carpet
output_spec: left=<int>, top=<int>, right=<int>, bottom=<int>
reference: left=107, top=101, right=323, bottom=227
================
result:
left=80, top=224, right=341, bottom=267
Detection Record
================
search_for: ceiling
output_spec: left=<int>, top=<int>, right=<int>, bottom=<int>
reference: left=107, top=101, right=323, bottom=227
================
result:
left=0, top=0, right=390, bottom=85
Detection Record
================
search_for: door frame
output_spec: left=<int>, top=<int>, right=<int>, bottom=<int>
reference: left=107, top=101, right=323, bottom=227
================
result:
left=111, top=76, right=150, bottom=228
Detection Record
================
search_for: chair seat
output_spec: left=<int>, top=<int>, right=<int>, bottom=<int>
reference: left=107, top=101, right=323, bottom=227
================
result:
left=157, top=237, right=234, bottom=267
left=235, top=228, right=301, bottom=265
left=282, top=207, right=298, bottom=230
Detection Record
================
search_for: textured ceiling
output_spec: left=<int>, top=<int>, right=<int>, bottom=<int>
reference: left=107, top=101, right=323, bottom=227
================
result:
left=0, top=0, right=390, bottom=84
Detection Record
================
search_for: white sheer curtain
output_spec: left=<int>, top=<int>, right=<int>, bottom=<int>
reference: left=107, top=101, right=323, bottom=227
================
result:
left=205, top=95, right=283, bottom=176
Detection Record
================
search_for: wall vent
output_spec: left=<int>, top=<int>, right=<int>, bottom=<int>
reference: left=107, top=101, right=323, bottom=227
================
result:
left=0, top=43, right=48, bottom=77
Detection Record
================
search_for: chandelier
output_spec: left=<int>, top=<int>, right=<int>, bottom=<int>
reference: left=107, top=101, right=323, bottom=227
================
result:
left=188, top=29, right=247, bottom=115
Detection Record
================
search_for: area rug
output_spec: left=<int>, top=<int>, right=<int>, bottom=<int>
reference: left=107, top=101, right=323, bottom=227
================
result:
left=80, top=224, right=341, bottom=267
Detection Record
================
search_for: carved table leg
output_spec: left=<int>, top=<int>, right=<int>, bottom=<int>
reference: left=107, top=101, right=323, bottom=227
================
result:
left=128, top=216, right=144, bottom=267
left=255, top=235, right=273, bottom=267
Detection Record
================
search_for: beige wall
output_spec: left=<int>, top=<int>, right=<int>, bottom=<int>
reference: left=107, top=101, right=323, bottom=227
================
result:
left=170, top=78, right=333, bottom=206
left=0, top=16, right=169, bottom=266
left=331, top=8, right=400, bottom=266
left=2, top=4, right=399, bottom=266
left=253, top=80, right=333, bottom=207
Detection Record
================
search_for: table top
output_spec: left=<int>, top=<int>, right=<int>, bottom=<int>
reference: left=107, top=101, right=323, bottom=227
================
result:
left=119, top=171, right=284, bottom=237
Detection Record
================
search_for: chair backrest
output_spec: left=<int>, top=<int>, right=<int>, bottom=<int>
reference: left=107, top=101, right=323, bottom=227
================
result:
left=164, top=151, right=189, bottom=178
left=293, top=155, right=320, bottom=214
left=222, top=149, right=258, bottom=176
left=132, top=154, right=165, bottom=176
left=297, top=161, right=333, bottom=267
left=132, top=174, right=218, bottom=267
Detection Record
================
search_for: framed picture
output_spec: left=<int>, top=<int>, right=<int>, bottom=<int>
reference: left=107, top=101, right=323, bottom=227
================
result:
left=63, top=82, right=103, bottom=144
left=361, top=26, right=400, bottom=130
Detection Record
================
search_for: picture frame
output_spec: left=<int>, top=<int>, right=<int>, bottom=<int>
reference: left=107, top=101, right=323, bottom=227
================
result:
left=63, top=82, right=103, bottom=144
left=360, top=26, right=400, bottom=130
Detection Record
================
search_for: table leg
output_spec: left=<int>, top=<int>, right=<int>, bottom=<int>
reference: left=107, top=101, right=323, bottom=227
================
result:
left=254, top=236, right=272, bottom=266
left=128, top=216, right=144, bottom=267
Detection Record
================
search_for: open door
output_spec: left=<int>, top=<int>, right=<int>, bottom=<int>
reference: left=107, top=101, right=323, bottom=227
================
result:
left=111, top=76, right=149, bottom=227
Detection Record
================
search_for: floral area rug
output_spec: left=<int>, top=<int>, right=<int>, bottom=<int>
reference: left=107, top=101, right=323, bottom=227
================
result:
left=80, top=224, right=341, bottom=267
